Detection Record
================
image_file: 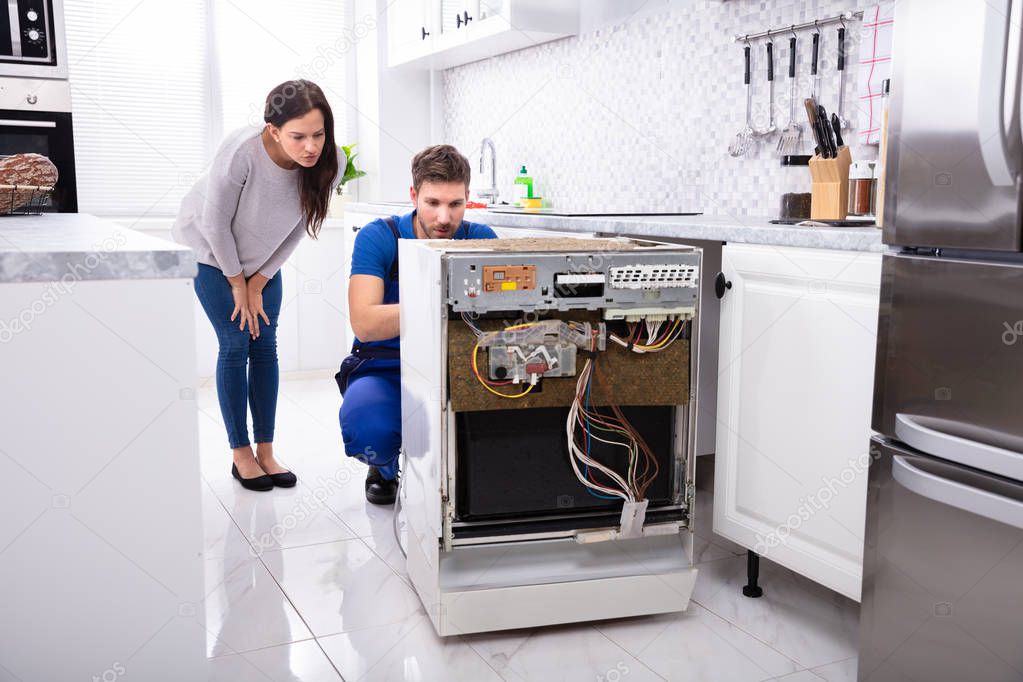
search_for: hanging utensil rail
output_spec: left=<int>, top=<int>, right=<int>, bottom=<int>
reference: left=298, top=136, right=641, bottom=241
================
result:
left=732, top=10, right=863, bottom=43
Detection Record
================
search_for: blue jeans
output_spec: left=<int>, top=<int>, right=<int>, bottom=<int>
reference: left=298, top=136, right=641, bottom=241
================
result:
left=194, top=263, right=282, bottom=449
left=339, top=362, right=401, bottom=480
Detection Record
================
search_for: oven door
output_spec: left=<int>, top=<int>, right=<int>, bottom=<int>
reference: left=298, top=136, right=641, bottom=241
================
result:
left=0, top=108, right=77, bottom=212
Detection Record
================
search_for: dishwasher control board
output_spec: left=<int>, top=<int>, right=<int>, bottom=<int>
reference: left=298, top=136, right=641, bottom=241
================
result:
left=446, top=246, right=701, bottom=314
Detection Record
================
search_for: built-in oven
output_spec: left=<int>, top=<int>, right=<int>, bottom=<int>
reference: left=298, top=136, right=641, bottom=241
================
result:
left=0, top=0, right=67, bottom=79
left=0, top=106, right=76, bottom=212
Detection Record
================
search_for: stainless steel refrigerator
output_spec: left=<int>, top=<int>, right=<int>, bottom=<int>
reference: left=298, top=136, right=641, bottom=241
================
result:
left=859, top=1, right=1023, bottom=680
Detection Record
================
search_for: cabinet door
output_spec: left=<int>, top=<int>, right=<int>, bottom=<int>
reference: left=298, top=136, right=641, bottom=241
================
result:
left=295, top=229, right=348, bottom=371
left=465, top=0, right=510, bottom=39
left=439, top=0, right=466, bottom=32
left=434, top=0, right=470, bottom=52
left=388, top=0, right=433, bottom=67
left=713, top=243, right=881, bottom=601
left=476, top=0, right=508, bottom=20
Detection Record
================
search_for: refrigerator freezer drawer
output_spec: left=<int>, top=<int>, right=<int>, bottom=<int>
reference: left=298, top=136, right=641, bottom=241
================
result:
left=873, top=253, right=1023, bottom=467
left=884, top=0, right=1023, bottom=251
left=859, top=437, right=1023, bottom=681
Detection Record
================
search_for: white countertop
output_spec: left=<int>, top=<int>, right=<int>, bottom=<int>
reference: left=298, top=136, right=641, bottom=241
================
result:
left=0, top=212, right=196, bottom=283
left=345, top=202, right=884, bottom=252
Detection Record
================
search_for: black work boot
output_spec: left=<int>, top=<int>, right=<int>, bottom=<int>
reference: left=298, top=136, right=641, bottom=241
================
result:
left=365, top=465, right=398, bottom=505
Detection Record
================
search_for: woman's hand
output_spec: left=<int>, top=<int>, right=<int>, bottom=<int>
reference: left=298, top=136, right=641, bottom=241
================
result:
left=246, top=273, right=271, bottom=339
left=227, top=272, right=254, bottom=336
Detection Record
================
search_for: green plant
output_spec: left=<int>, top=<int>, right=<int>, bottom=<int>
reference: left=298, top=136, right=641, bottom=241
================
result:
left=336, top=143, right=367, bottom=195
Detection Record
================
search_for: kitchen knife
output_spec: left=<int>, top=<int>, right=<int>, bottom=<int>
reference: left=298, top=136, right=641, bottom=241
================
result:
left=818, top=104, right=836, bottom=158
left=831, top=112, right=845, bottom=148
left=804, top=98, right=823, bottom=156
left=810, top=103, right=831, bottom=157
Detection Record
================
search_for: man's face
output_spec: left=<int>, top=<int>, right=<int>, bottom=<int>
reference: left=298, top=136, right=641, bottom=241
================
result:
left=410, top=181, right=469, bottom=239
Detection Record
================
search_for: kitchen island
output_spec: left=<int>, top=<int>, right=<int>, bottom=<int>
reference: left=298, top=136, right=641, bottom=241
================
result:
left=0, top=213, right=207, bottom=681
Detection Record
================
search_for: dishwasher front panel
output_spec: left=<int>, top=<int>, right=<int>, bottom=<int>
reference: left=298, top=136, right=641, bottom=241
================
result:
left=859, top=437, right=1023, bottom=681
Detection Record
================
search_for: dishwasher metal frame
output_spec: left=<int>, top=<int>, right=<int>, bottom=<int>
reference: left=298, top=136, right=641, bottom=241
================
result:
left=397, top=237, right=703, bottom=636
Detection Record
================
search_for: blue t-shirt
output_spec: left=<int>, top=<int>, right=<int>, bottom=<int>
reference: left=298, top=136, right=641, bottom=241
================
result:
left=349, top=210, right=496, bottom=355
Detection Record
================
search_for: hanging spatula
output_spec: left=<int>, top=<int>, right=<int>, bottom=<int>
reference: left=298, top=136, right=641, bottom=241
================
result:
left=777, top=33, right=803, bottom=154
left=728, top=43, right=756, bottom=157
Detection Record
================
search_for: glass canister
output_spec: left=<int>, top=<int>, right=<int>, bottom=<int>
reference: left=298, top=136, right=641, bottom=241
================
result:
left=779, top=155, right=812, bottom=221
left=847, top=161, right=877, bottom=217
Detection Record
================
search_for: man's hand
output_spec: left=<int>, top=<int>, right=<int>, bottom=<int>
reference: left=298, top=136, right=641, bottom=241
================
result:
left=246, top=273, right=271, bottom=339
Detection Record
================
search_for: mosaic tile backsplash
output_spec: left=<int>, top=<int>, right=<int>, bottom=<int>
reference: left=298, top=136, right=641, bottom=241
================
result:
left=443, top=0, right=877, bottom=218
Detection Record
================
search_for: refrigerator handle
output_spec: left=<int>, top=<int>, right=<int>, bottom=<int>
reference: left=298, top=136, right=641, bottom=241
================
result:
left=892, top=455, right=1023, bottom=530
left=978, top=0, right=1023, bottom=187
left=896, top=413, right=1023, bottom=482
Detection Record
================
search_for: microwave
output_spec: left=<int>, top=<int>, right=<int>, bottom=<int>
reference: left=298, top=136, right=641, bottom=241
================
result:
left=0, top=0, right=67, bottom=79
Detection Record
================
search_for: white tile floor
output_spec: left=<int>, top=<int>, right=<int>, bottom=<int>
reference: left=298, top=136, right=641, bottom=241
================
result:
left=197, top=373, right=861, bottom=682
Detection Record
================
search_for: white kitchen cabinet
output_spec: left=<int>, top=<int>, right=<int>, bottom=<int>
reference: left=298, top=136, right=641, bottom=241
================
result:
left=713, top=243, right=881, bottom=601
left=0, top=269, right=206, bottom=680
left=387, top=0, right=435, bottom=69
left=293, top=228, right=348, bottom=370
left=388, top=0, right=579, bottom=69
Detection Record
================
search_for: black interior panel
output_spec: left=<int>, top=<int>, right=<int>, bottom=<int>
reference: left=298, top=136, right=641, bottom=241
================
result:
left=455, top=405, right=676, bottom=520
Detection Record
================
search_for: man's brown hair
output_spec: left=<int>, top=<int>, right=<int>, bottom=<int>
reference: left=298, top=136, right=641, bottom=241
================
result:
left=411, top=144, right=471, bottom=191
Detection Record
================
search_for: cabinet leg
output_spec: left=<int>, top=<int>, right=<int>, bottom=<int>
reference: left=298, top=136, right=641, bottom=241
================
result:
left=742, top=550, right=764, bottom=598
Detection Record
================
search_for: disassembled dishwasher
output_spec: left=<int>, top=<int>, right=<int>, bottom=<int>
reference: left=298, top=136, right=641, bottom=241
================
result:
left=397, top=236, right=703, bottom=635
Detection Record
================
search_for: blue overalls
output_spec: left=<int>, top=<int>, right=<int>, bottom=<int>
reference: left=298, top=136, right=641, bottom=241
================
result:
left=338, top=212, right=496, bottom=480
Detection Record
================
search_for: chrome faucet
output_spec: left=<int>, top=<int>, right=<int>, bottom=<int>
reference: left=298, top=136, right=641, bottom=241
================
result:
left=478, top=137, right=498, bottom=204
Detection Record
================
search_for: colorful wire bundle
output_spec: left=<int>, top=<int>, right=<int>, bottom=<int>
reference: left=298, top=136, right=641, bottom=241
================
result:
left=566, top=332, right=660, bottom=502
left=609, top=317, right=689, bottom=353
left=462, top=313, right=672, bottom=496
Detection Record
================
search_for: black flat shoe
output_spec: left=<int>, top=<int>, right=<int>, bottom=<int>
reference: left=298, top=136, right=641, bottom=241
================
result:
left=365, top=465, right=397, bottom=505
left=269, top=470, right=297, bottom=488
left=232, top=463, right=273, bottom=491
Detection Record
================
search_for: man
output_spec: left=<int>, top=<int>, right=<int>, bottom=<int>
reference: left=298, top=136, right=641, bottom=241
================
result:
left=339, top=145, right=497, bottom=504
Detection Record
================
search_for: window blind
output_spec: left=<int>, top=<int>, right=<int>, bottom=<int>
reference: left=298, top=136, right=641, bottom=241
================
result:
left=64, top=0, right=210, bottom=217
left=64, top=0, right=349, bottom=218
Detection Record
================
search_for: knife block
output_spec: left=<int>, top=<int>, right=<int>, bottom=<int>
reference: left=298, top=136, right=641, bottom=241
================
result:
left=808, top=146, right=852, bottom=220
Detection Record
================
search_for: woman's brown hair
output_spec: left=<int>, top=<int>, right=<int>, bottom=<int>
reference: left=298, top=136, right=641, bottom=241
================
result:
left=263, top=79, right=338, bottom=239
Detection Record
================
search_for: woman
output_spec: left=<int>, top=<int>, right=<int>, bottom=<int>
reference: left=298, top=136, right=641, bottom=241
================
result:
left=173, top=79, right=345, bottom=491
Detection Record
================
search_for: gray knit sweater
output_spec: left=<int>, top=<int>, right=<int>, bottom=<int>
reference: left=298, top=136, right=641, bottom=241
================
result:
left=172, top=125, right=345, bottom=278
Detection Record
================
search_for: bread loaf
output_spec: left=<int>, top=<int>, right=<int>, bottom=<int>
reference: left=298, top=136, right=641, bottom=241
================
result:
left=0, top=153, right=58, bottom=214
